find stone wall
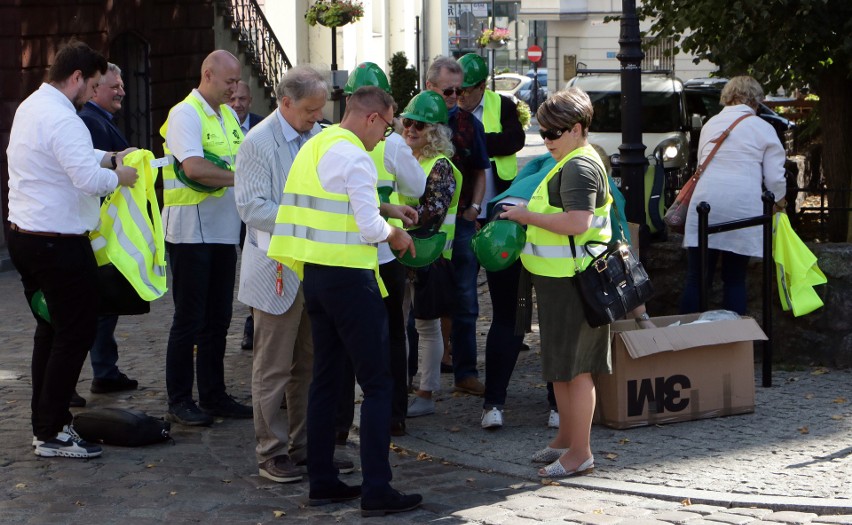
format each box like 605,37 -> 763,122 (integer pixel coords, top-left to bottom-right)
644,235 -> 851,368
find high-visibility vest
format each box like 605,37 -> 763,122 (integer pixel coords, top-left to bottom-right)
159,94 -> 243,206
521,145 -> 612,278
89,149 -> 167,300
369,141 -> 405,228
482,90 -> 518,181
267,126 -> 386,293
418,155 -> 462,259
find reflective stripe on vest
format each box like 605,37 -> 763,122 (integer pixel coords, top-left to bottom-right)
159,94 -> 242,206
267,126 -> 386,294
418,155 -> 462,258
520,145 -> 612,278
89,149 -> 168,300
482,90 -> 518,181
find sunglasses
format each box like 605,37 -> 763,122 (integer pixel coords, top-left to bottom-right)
442,87 -> 463,97
377,115 -> 395,137
402,118 -> 428,131
539,128 -> 569,141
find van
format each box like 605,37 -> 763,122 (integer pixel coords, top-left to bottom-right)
565,70 -> 693,208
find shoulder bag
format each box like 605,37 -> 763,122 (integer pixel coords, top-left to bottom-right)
570,238 -> 654,328
663,113 -> 752,233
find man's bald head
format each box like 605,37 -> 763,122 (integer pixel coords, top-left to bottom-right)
199,50 -> 242,107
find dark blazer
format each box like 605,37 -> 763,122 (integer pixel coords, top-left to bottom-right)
78,101 -> 129,151
246,112 -> 263,131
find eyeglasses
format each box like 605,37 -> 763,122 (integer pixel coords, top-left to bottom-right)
442,87 -> 463,97
539,128 -> 570,141
402,118 -> 428,131
460,83 -> 485,96
377,115 -> 395,137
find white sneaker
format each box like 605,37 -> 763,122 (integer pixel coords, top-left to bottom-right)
548,410 -> 559,429
34,424 -> 102,458
406,396 -> 435,418
481,407 -> 503,429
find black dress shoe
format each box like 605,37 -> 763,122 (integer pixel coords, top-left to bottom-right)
166,400 -> 214,426
361,489 -> 422,517
69,391 -> 86,408
90,373 -> 139,393
200,394 -> 253,419
308,481 -> 361,506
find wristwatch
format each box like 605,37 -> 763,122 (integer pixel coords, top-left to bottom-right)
469,203 -> 482,213
638,312 -> 651,321
110,152 -> 118,169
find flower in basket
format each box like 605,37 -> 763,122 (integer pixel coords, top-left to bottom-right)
477,27 -> 510,48
305,0 -> 364,28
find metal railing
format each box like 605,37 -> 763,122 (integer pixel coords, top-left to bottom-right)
220,0 -> 292,102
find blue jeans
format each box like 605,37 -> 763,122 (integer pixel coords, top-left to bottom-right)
303,265 -> 393,500
165,243 -> 236,406
450,217 -> 480,382
680,247 -> 751,315
483,260 -> 524,408
90,315 -> 120,380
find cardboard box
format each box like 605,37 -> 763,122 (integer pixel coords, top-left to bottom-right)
594,314 -> 767,429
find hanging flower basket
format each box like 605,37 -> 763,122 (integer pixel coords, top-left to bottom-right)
477,28 -> 510,49
305,0 -> 364,28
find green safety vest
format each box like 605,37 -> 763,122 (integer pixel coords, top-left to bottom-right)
482,90 -> 518,181
89,149 -> 167,300
521,145 -> 612,278
159,94 -> 243,206
418,155 -> 462,259
267,126 -> 386,294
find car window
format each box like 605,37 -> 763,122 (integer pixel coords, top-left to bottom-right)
587,91 -> 681,133
494,78 -> 522,91
685,91 -> 723,120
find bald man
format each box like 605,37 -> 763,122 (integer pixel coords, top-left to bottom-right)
160,49 -> 252,426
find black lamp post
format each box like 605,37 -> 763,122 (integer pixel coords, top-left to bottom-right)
617,0 -> 648,244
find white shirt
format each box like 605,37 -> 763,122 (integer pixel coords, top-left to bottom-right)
470,97 -> 495,219
377,132 -> 426,264
7,83 -> 118,233
161,89 -> 242,244
317,140 -> 392,244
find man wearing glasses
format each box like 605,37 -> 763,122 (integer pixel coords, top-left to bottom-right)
267,86 -> 422,517
424,56 -> 490,397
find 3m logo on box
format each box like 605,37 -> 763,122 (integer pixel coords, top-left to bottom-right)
593,314 -> 766,429
626,375 -> 691,417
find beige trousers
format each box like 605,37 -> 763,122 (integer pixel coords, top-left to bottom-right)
251,286 -> 313,464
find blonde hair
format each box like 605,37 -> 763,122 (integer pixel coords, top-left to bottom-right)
536,87 -> 593,137
417,123 -> 454,159
720,76 -> 764,107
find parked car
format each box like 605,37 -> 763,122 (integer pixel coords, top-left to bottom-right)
683,77 -> 795,165
493,73 -> 548,111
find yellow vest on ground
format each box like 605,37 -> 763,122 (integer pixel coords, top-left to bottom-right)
521,145 -> 612,278
418,155 -> 462,259
89,149 -> 167,300
267,126 -> 386,294
159,94 -> 242,206
482,90 -> 518,181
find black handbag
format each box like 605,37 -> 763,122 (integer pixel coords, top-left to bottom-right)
569,238 -> 654,328
412,258 -> 456,320
73,408 -> 171,447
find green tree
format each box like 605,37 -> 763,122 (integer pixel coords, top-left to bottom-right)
388,52 -> 419,114
636,0 -> 852,241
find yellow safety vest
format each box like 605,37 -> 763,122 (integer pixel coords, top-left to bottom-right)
159,94 -> 243,206
89,149 -> 167,300
267,126 -> 386,294
482,90 -> 518,181
521,145 -> 612,278
773,212 -> 826,317
369,141 -> 405,229
418,155 -> 462,259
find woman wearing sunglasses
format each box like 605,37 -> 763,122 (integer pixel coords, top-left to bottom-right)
500,88 -> 612,479
398,91 -> 463,419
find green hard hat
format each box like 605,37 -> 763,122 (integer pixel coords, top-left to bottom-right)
399,91 -> 448,124
458,53 -> 488,88
470,219 -> 527,272
344,62 -> 391,94
392,229 -> 447,268
174,150 -> 227,193
30,290 -> 51,323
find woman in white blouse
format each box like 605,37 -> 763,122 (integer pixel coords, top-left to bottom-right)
680,76 -> 787,314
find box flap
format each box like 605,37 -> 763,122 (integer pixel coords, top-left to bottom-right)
618,317 -> 768,359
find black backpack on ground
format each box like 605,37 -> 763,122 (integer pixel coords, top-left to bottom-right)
73,408 -> 172,447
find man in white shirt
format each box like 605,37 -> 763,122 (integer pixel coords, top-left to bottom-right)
7,40 -> 138,458
160,50 -> 252,426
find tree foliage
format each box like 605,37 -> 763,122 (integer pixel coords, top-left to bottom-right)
637,0 -> 852,240
388,52 -> 419,115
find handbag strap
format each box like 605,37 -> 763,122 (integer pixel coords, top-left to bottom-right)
693,113 -> 753,180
